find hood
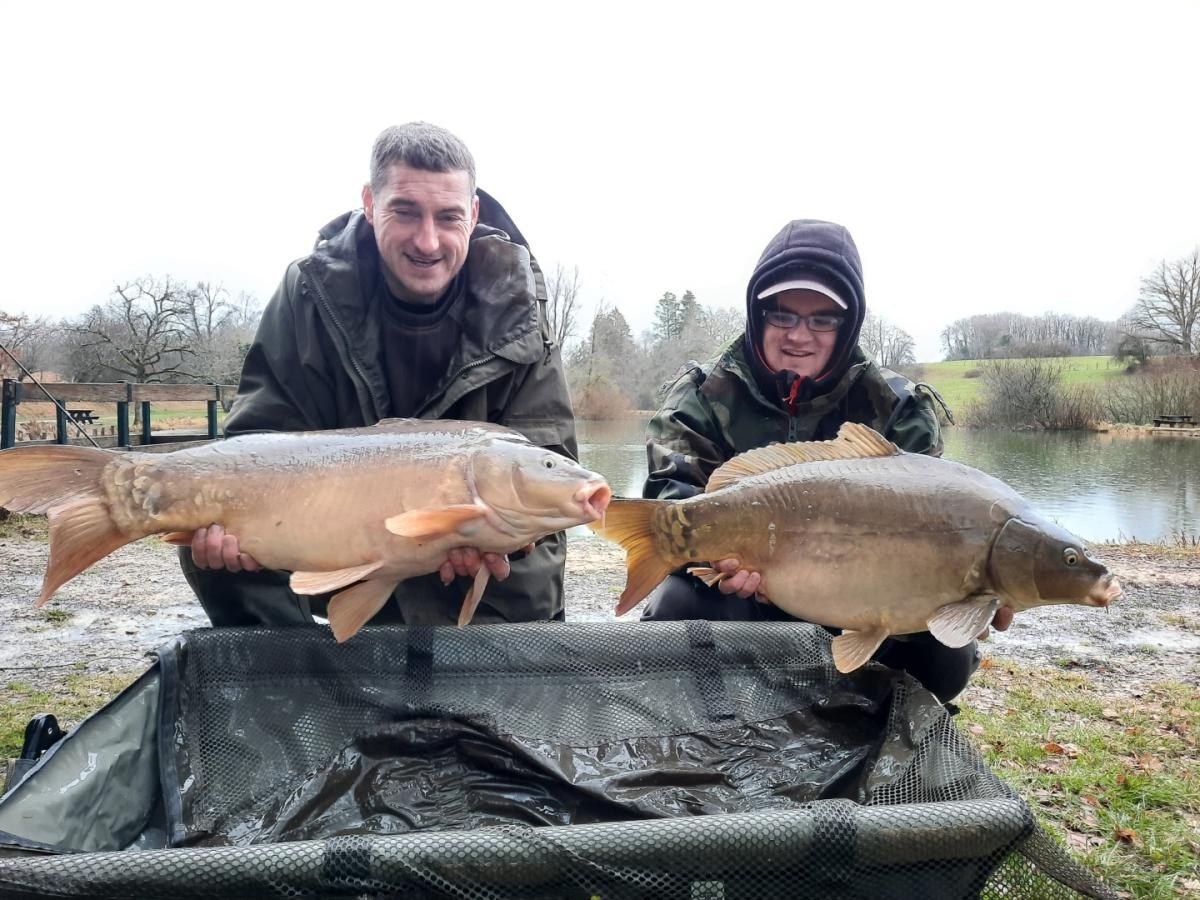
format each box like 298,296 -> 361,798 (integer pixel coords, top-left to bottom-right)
743,220 -> 866,410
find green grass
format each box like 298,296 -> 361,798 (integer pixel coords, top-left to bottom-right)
1,673 -> 138,789
918,356 -> 1127,412
959,662 -> 1200,898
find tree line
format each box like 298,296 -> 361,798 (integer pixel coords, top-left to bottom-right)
547,267 -> 920,417
941,248 -> 1199,362
0,276 -> 261,386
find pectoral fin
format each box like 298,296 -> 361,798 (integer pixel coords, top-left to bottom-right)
686,566 -> 727,589
326,579 -> 399,642
457,565 -> 492,627
385,504 -> 487,539
160,531 -> 193,546
290,561 -> 385,595
830,627 -> 890,673
926,595 -> 1000,648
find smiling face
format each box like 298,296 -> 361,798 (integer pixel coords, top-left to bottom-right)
759,289 -> 842,379
362,162 -> 479,304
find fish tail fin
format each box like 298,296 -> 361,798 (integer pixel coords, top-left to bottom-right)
589,498 -> 676,616
0,445 -> 134,606
39,499 -> 134,606
0,445 -> 113,515
326,579 -> 399,642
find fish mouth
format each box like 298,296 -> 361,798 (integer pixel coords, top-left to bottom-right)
575,480 -> 612,523
1088,575 -> 1123,607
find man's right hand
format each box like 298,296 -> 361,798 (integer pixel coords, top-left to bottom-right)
190,525 -> 262,573
710,558 -> 763,601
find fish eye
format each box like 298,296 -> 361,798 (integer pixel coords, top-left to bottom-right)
1063,548 -> 1079,566
542,458 -> 556,469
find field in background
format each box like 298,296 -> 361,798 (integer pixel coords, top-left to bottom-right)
917,356 -> 1126,412
12,401 -> 226,435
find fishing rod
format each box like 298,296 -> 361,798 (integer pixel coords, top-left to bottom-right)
0,339 -> 102,448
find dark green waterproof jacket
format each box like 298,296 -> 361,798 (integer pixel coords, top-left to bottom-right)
183,198 -> 578,624
645,339 -> 944,502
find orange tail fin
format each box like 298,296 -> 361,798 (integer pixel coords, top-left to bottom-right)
588,498 -> 676,616
0,445 -> 135,605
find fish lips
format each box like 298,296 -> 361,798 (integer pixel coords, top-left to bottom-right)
1086,574 -> 1123,608
575,480 -> 612,523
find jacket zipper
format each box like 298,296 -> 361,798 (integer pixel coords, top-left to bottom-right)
419,353 -> 498,417
307,271 -> 382,420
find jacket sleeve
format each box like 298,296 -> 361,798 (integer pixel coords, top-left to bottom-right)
886,386 -> 944,457
221,264 -> 341,436
644,367 -> 732,502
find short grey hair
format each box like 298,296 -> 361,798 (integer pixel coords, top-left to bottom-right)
368,122 -> 476,195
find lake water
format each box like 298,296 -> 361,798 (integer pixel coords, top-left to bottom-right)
574,418 -> 1200,544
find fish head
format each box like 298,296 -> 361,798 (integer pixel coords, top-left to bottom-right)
470,439 -> 612,537
990,516 -> 1122,611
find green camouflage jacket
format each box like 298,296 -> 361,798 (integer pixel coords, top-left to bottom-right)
645,339 -> 945,502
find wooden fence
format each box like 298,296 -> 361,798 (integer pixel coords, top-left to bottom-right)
1,379 -> 239,451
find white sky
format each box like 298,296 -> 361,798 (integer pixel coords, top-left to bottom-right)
2,0 -> 1197,362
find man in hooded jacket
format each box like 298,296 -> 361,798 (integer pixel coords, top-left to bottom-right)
640,219 -> 1010,702
178,122 -> 578,628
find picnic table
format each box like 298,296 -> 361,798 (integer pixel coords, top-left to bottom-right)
68,409 -> 98,425
1153,414 -> 1194,428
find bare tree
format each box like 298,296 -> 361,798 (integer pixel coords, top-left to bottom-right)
0,312 -> 57,379
861,312 -> 917,368
71,277 -> 196,383
545,264 -> 582,348
177,283 -> 261,382
1127,248 -> 1200,355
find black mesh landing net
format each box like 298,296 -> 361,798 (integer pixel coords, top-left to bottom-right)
0,622 -> 1115,899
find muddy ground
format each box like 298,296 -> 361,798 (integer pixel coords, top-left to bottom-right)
1,532 -> 1197,700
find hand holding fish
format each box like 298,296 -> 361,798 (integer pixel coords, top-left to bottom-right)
710,558 -> 763,600
191,525 -> 262,573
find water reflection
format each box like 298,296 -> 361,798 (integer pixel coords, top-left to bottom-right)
574,418 -> 1200,543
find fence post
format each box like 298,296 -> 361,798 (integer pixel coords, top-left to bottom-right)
141,401 -> 152,445
117,383 -> 131,448
1,379 -> 16,449
207,382 -> 218,440
56,405 -> 68,444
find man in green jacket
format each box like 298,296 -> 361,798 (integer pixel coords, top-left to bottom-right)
641,218 -> 1011,701
179,122 -> 578,627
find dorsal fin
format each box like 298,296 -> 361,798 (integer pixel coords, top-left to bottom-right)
705,422 -> 901,493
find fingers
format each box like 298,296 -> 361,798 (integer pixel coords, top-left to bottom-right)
442,548 -> 511,582
716,566 -> 762,600
482,552 -> 511,581
191,525 -> 260,572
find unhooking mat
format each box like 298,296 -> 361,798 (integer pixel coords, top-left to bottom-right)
0,621 -> 1115,899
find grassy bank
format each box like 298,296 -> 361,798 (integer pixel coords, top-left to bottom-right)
958,662 -> 1200,898
919,356 -> 1125,411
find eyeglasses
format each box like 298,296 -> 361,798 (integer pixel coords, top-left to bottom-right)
761,309 -> 845,332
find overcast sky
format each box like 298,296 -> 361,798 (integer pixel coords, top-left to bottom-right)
2,0 -> 1197,362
